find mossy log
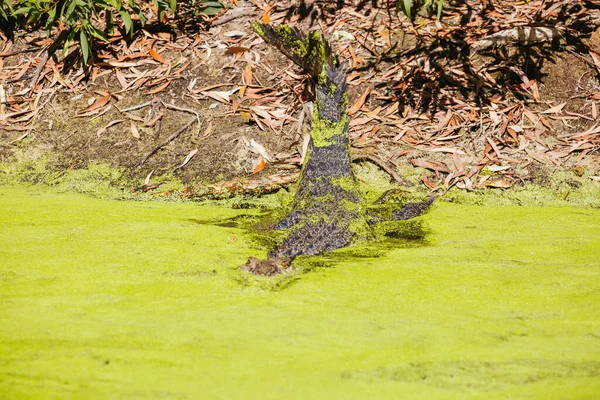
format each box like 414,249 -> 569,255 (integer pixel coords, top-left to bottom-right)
252,23 -> 372,258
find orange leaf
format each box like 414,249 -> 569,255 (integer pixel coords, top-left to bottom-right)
147,80 -> 171,94
78,93 -> 110,114
262,4 -> 271,23
252,157 -> 266,174
149,48 -> 167,64
421,175 -> 438,190
349,87 -> 371,115
225,46 -> 249,55
243,63 -> 253,85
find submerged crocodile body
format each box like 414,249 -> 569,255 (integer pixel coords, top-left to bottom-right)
242,24 -> 433,272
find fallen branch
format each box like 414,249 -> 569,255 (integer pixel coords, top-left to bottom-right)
471,27 -> 562,51
28,27 -> 71,91
353,152 -> 410,186
160,100 -> 202,135
137,118 -> 196,166
185,172 -> 300,200
118,101 -> 153,112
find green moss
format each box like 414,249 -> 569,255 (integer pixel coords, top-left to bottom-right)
2,186 -> 599,398
311,108 -> 348,147
250,21 -> 265,37
347,214 -> 373,240
328,83 -> 337,96
331,176 -> 357,192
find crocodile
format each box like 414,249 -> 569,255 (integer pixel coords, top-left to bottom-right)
241,23 -> 433,274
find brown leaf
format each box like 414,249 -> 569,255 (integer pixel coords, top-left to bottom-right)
225,46 -> 249,55
485,179 -> 513,189
421,175 -> 438,190
349,87 -> 371,115
149,48 -> 167,64
147,80 -> 171,94
115,69 -> 128,89
411,159 -> 452,173
78,93 -> 111,115
202,90 -> 232,104
252,157 -> 266,174
243,63 -> 253,85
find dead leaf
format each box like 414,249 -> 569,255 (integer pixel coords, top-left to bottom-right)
249,138 -> 271,161
176,148 -> 198,169
485,179 -> 513,189
149,48 -> 167,64
131,121 -> 140,138
262,4 -> 272,24
540,102 -> 567,114
421,175 -> 438,190
252,157 -> 266,174
590,50 -> 600,74
115,69 -> 128,89
145,170 -> 154,185
78,93 -> 110,114
349,87 -> 371,115
225,46 -> 249,55
418,147 -> 466,155
147,80 -> 171,94
96,119 -> 124,137
411,159 -> 452,173
203,120 -> 213,136
202,89 -> 237,104
243,63 -> 253,85
240,111 -> 251,123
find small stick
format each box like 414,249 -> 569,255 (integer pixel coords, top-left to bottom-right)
353,152 -> 410,186
160,100 -> 202,135
28,27 -> 71,92
137,118 -> 196,166
118,101 -> 153,112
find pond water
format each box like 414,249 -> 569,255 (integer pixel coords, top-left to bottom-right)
1,185 -> 599,399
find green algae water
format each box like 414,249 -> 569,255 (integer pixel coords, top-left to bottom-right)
1,185 -> 600,399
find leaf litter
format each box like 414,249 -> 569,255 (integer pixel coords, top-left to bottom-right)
0,0 -> 599,198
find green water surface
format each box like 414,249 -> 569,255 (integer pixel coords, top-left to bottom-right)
1,186 -> 599,399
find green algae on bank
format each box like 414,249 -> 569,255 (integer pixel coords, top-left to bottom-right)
2,150 -> 600,209
1,185 -> 599,399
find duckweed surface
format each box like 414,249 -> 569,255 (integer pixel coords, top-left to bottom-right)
1,185 -> 600,399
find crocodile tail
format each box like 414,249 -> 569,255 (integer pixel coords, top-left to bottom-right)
251,22 -> 338,80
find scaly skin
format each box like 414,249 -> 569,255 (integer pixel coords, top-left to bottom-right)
243,24 -> 433,272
